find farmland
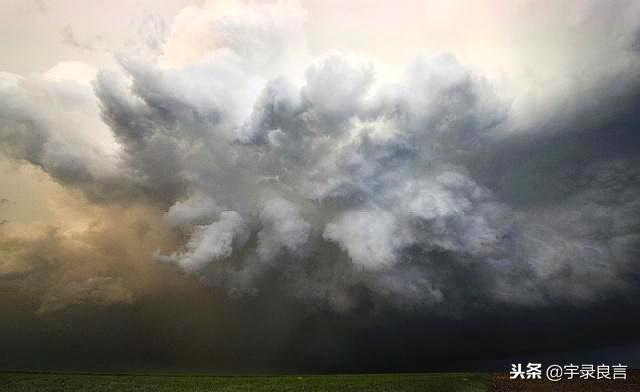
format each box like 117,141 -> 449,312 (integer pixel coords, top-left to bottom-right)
0,372 -> 491,392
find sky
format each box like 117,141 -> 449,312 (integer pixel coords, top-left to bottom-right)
1,0 -> 640,373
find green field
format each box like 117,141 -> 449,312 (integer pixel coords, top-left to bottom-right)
0,372 -> 491,392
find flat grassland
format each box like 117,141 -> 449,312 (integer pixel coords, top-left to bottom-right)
0,372 -> 491,392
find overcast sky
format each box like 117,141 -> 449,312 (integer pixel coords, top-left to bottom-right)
1,0 -> 640,372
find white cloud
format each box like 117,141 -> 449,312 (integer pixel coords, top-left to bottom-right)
257,194 -> 310,262
324,209 -> 407,270
164,194 -> 221,228
156,211 -> 249,273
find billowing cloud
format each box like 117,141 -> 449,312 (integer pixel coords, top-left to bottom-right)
156,210 -> 249,273
324,209 -> 405,270
2,0 -> 640,372
2,0 -> 640,312
164,194 -> 221,228
257,193 -> 310,262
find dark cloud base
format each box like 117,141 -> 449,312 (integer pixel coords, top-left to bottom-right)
3,289 -> 640,373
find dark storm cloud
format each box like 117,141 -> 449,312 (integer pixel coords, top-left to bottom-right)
2,0 -> 640,373
463,72 -> 640,305
107,48 -> 633,312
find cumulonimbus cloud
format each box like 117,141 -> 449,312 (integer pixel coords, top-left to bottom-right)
1,0 -> 640,315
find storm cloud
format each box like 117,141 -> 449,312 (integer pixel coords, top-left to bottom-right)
2,0 -> 640,372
